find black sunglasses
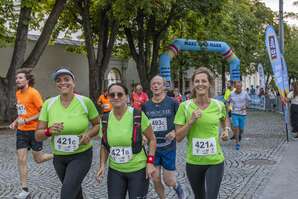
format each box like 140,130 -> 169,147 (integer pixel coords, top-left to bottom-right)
109,92 -> 125,98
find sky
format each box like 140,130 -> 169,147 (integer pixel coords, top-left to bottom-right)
261,0 -> 297,26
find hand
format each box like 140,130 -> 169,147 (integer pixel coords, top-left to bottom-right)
49,122 -> 64,135
16,118 -> 26,125
80,133 -> 91,145
188,108 -> 202,125
142,135 -> 148,145
9,121 -> 17,130
221,129 -> 229,141
146,163 -> 155,179
96,166 -> 105,183
165,130 -> 176,141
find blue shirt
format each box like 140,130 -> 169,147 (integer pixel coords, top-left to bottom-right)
142,96 -> 179,151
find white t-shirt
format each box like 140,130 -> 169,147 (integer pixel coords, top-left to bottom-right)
288,91 -> 298,105
229,91 -> 251,115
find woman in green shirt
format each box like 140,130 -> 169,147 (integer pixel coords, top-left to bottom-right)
174,67 -> 230,199
35,68 -> 100,199
96,83 -> 156,199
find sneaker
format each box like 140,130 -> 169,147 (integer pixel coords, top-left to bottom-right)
174,183 -> 187,199
235,143 -> 240,151
15,190 -> 30,199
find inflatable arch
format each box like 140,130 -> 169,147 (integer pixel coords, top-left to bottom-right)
159,39 -> 241,86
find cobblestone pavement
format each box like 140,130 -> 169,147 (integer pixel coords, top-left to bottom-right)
0,111 -> 286,199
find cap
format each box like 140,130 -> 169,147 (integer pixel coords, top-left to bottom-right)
52,68 -> 75,80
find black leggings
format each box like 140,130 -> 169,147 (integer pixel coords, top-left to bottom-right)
53,148 -> 92,199
186,162 -> 224,199
108,167 -> 149,199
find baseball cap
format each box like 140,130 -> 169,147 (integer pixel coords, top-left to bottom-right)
52,68 -> 75,80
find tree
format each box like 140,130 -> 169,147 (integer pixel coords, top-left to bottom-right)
123,0 -> 226,92
0,0 -> 67,121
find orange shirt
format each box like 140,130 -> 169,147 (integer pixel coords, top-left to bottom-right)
97,94 -> 112,113
16,87 -> 43,131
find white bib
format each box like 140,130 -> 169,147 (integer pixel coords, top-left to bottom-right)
110,146 -> 133,164
192,138 -> 217,156
151,118 -> 167,132
16,104 -> 27,115
54,135 -> 80,153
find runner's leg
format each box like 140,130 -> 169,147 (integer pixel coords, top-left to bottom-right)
152,166 -> 165,199
108,168 -> 127,199
127,168 -> 149,199
186,163 -> 207,199
205,162 -> 224,199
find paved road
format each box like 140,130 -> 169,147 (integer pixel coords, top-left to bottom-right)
0,111 -> 286,199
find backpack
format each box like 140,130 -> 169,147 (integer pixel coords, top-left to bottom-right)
101,108 -> 143,154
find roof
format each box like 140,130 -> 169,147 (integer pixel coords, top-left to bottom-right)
27,34 -> 83,46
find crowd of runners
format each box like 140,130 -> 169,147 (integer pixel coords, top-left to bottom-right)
10,66 -> 253,199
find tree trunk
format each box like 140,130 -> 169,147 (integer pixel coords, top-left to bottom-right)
2,3 -> 32,122
23,0 -> 67,68
1,0 -> 67,121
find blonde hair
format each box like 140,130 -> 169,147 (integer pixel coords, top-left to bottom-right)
191,67 -> 215,98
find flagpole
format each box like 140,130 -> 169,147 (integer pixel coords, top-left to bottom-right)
279,0 -> 289,142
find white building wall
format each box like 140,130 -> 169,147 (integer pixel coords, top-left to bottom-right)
0,40 -> 141,98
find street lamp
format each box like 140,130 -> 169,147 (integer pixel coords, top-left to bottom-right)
279,0 -> 284,54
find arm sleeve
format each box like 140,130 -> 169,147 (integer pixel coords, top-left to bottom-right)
32,90 -> 43,111
174,103 -> 187,125
38,100 -> 49,122
86,97 -> 99,120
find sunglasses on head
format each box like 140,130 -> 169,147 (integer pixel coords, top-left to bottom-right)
108,92 -> 125,98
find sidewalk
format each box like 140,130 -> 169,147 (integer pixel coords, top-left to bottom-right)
259,139 -> 298,199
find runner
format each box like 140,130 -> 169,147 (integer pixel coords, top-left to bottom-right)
97,88 -> 112,113
9,68 -> 53,199
174,67 -> 230,199
142,75 -> 186,199
35,68 -> 100,199
96,83 -> 156,199
131,83 -> 149,110
173,88 -> 183,104
228,80 -> 250,150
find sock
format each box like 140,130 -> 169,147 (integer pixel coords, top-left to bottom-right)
22,187 -> 28,192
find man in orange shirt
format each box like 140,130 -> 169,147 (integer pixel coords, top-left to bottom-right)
9,68 -> 53,199
97,88 -> 112,113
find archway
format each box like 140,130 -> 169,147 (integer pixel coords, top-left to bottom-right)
159,39 -> 241,86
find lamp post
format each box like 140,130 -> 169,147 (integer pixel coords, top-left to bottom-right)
279,0 -> 284,54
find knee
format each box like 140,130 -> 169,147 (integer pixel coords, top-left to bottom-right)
163,176 -> 176,187
17,155 -> 27,165
152,175 -> 162,185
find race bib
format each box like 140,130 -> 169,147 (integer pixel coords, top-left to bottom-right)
103,104 -> 110,110
151,118 -> 167,132
16,104 -> 27,115
110,147 -> 132,164
192,138 -> 217,156
54,135 -> 80,153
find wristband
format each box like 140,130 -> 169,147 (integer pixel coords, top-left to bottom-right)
147,155 -> 155,164
44,128 -> 52,137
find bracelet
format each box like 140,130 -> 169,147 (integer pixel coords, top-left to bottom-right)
44,128 -> 52,137
147,155 -> 155,164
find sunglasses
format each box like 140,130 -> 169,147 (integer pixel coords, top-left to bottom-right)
108,92 -> 125,98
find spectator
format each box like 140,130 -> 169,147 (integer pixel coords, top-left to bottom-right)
288,82 -> 298,138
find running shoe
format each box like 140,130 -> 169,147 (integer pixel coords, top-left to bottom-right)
15,190 -> 30,199
175,183 -> 187,199
235,143 -> 240,151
